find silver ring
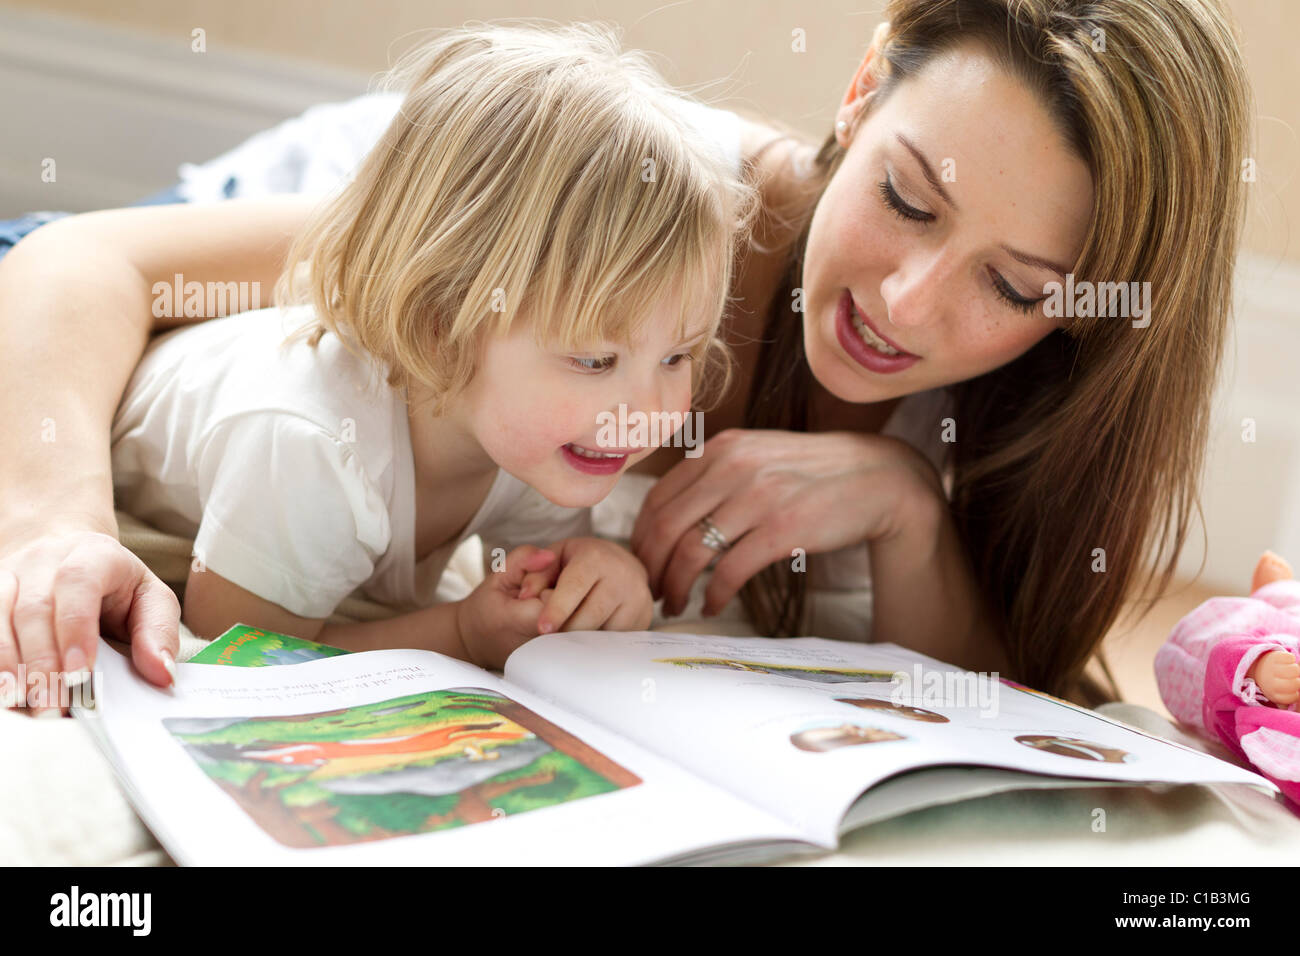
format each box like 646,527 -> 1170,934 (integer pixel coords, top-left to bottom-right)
698,515 -> 731,553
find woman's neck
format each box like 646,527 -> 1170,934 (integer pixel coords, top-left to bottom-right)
807,376 -> 904,435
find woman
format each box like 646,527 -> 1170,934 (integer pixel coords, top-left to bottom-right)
0,0 -> 1251,708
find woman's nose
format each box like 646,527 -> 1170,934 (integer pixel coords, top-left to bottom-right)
879,247 -> 951,330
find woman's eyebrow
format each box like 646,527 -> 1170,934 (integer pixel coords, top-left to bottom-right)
897,132 -> 1072,279
897,133 -> 957,211
1001,245 -> 1072,280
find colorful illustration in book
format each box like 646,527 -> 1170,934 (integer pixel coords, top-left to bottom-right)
188,624 -> 351,667
657,657 -> 896,685
163,687 -> 641,848
1013,734 -> 1137,764
790,722 -> 906,752
835,696 -> 950,723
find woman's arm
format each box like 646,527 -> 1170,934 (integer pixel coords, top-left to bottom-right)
868,481 -> 1010,675
0,197 -> 317,705
0,196 -> 318,527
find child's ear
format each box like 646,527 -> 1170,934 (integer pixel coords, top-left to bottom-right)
1251,550 -> 1294,595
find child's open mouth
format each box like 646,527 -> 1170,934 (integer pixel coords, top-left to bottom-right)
561,442 -> 628,475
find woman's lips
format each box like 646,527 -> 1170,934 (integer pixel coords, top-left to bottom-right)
833,289 -> 921,374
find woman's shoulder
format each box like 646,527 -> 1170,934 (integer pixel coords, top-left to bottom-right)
733,115 -> 820,198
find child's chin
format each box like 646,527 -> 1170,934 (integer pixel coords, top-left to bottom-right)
532,475 -> 614,510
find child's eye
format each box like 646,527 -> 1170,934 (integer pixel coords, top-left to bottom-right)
662,352 -> 693,368
568,355 -> 616,373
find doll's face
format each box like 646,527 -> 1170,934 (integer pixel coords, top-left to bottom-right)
801,40 -> 1094,404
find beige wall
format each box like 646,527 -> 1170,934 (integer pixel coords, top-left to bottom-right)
8,0 -> 1298,262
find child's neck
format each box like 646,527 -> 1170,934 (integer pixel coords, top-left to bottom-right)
405,386 -> 497,491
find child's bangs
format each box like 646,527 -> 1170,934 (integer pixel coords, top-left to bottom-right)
527,213 -> 728,354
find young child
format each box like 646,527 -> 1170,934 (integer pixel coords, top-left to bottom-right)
109,23 -> 755,671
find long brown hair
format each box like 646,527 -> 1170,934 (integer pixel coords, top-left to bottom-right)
739,0 -> 1252,704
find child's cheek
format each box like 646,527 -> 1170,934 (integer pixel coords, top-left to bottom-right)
491,392 -> 589,464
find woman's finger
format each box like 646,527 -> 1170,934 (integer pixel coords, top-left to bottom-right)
658,490 -> 764,616
629,453 -> 713,559
9,567 -> 62,715
89,546 -> 182,689
50,535 -> 132,683
634,466 -> 736,599
0,570 -> 21,709
123,574 -> 183,689
702,523 -> 791,616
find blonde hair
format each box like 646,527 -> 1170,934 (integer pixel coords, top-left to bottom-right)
275,21 -> 757,417
741,0 -> 1252,704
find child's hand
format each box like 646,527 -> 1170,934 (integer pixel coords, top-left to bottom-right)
1248,649 -> 1300,706
454,545 -> 557,671
517,537 -> 653,634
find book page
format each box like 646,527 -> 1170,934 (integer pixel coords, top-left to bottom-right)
75,637 -> 810,865
504,631 -> 1274,847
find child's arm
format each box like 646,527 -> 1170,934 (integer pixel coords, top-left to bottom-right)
321,545 -> 558,668
184,562 -> 470,658
183,565 -> 328,643
184,544 -> 563,669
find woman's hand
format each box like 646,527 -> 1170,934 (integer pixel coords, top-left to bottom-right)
517,537 -> 655,634
0,523 -> 180,715
630,428 -> 943,618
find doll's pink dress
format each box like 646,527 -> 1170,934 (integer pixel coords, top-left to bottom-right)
1154,579 -> 1300,806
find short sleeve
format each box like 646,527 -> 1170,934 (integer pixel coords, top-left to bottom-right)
192,413 -> 392,618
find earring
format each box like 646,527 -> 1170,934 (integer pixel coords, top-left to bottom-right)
835,120 -> 848,133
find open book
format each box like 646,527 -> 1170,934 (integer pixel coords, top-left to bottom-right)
72,627 -> 1273,865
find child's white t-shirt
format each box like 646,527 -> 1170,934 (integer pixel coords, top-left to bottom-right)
110,307 -> 591,619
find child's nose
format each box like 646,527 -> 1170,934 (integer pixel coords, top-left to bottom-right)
627,379 -> 672,420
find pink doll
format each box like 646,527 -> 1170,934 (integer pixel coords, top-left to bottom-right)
1155,550 -> 1300,811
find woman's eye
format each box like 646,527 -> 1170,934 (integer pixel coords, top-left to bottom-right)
990,270 -> 1043,314
662,352 -> 693,368
877,174 -> 934,223
569,355 -> 616,372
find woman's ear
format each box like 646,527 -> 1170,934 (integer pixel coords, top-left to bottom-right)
836,21 -> 891,145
